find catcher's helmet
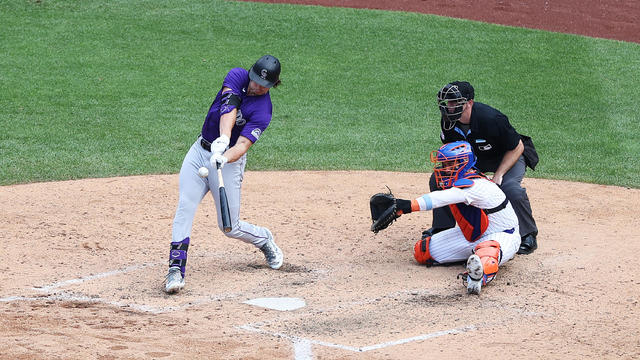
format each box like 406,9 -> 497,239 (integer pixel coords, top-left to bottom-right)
249,55 -> 281,88
430,141 -> 477,189
437,82 -> 472,130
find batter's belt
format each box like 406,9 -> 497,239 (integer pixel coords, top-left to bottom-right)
199,136 -> 212,152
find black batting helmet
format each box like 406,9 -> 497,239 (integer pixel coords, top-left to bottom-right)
249,55 -> 281,88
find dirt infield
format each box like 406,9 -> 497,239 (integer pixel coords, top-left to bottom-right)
3,2 -> 640,359
240,0 -> 640,43
2,172 -> 640,359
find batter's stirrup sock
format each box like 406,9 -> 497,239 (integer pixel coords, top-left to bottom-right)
169,237 -> 190,278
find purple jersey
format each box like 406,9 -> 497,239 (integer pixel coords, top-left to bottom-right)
201,68 -> 272,146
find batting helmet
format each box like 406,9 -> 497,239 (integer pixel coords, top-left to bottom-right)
249,55 -> 281,88
437,82 -> 473,130
430,141 -> 477,189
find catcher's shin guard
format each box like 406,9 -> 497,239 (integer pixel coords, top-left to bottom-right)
414,233 -> 434,265
473,240 -> 501,284
169,237 -> 190,278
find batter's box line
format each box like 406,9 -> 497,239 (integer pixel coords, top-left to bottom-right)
0,291 -> 240,314
7,261 -> 240,314
237,323 -> 476,353
29,253 -> 233,293
31,262 -> 162,293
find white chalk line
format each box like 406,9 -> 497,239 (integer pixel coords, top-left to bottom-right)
236,288 -> 542,358
31,262 -> 160,292
237,323 -> 476,353
3,258 -> 535,358
359,326 -> 476,351
28,252 -> 244,293
1,260 -> 242,313
293,339 -> 313,360
0,291 -> 239,314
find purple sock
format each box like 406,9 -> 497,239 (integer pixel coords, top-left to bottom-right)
169,237 -> 189,278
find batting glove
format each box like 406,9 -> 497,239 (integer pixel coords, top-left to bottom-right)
210,135 -> 230,155
210,153 -> 228,169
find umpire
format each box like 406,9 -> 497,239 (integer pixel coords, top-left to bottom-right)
429,81 -> 539,254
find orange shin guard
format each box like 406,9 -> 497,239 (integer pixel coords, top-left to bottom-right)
414,235 -> 433,265
474,240 -> 501,284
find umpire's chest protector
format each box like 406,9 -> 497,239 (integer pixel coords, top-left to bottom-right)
441,102 -> 521,172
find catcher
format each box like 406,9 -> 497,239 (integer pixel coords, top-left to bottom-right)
369,141 -> 521,294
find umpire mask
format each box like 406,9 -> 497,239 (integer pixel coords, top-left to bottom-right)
437,83 -> 468,130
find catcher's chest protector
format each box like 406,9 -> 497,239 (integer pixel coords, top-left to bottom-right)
449,203 -> 489,242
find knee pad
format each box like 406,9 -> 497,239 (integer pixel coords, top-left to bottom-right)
474,240 -> 501,284
414,235 -> 434,265
169,237 -> 189,278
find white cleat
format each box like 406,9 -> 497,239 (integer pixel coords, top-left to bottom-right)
164,267 -> 185,294
466,254 -> 483,295
260,230 -> 283,270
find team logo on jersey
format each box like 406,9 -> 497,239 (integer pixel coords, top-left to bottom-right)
260,69 -> 268,79
235,109 -> 246,126
251,128 -> 262,140
475,139 -> 492,151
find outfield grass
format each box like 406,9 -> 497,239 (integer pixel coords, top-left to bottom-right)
1,0 -> 639,187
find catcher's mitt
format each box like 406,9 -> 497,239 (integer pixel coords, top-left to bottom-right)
369,188 -> 399,233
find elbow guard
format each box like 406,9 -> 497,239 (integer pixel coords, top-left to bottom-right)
219,92 -> 242,115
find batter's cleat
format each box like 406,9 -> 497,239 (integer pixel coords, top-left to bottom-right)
260,230 -> 283,270
164,267 -> 185,294
465,254 -> 484,295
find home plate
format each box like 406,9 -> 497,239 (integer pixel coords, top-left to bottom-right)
243,297 -> 306,311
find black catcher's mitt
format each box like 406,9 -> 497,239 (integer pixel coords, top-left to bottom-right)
369,188 -> 399,233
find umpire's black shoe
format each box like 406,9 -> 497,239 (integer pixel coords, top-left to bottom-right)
518,233 -> 538,255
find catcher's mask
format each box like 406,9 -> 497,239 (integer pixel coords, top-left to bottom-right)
249,55 -> 281,88
430,141 -> 476,189
437,83 -> 468,130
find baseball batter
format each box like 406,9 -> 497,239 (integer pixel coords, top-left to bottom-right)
165,55 -> 284,294
370,141 -> 520,294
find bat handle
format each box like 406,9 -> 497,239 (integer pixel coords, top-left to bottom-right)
216,162 -> 225,188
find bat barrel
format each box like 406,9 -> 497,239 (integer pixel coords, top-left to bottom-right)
216,163 -> 232,233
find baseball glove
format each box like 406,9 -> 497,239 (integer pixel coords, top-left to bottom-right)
369,188 -> 400,233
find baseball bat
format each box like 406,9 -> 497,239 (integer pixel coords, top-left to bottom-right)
216,162 -> 232,233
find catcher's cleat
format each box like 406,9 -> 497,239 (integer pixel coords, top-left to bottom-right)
260,230 -> 283,270
165,267 -> 185,294
465,254 -> 483,295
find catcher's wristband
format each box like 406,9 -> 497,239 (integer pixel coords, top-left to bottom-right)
396,199 -> 419,214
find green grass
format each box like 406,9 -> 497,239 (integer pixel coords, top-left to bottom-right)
1,0 -> 639,187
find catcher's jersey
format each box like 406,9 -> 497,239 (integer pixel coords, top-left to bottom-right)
418,178 -> 521,265
201,68 -> 272,147
416,178 -> 518,234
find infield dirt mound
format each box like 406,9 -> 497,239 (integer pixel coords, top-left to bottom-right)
1,171 -> 639,359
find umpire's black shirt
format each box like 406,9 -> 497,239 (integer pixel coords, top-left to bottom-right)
440,102 -> 521,173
